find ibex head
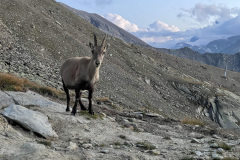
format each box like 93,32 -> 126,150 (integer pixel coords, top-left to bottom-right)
89,33 -> 110,67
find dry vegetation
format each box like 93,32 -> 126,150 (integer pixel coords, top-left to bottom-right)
0,72 -> 64,99
180,116 -> 205,126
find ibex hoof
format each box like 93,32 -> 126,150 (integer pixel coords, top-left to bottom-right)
71,112 -> 76,116
66,108 -> 70,112
89,111 -> 94,115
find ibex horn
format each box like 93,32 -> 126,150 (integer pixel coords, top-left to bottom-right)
94,33 -> 97,46
101,34 -> 107,46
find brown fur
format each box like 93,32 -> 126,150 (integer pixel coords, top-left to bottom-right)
60,33 -> 109,115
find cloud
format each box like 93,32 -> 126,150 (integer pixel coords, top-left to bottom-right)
136,5 -> 240,48
140,36 -> 172,43
148,21 -> 179,32
132,21 -> 180,45
104,11 -> 240,49
103,13 -> 181,45
104,13 -> 140,32
178,3 -> 240,26
134,14 -> 240,48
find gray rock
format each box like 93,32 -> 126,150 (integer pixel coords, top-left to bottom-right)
191,138 -> 202,144
67,142 -> 78,150
6,90 -> 65,112
217,148 -> 224,154
212,134 -> 221,139
100,149 -> 109,154
0,90 -> 14,109
21,142 -> 46,152
144,77 -> 150,85
194,151 -> 203,157
210,142 -> 219,148
2,104 -> 58,139
149,149 -> 160,155
212,153 -> 223,159
82,143 -> 93,149
145,113 -> 163,118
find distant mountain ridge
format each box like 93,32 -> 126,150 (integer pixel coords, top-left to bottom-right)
158,47 -> 240,72
60,3 -> 150,48
175,35 -> 240,54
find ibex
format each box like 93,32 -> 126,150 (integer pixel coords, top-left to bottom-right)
60,33 -> 109,115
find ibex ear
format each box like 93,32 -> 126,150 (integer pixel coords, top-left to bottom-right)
89,42 -> 94,50
104,43 -> 110,50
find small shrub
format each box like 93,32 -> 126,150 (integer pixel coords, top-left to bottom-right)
37,140 -> 52,147
180,117 -> 204,126
209,140 -> 232,151
218,141 -> 231,150
127,118 -> 134,122
100,143 -> 106,147
163,136 -> 171,140
113,141 -> 121,146
79,110 -> 104,119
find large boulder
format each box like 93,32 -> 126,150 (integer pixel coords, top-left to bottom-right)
0,90 -> 14,109
2,104 -> 58,139
6,90 -> 65,112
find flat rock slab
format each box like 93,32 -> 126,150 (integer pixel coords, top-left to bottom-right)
2,104 -> 58,139
0,90 -> 14,109
6,90 -> 65,112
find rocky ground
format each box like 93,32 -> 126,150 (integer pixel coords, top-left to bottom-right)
1,90 -> 240,160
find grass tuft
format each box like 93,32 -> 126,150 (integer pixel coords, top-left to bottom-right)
218,141 -> 231,150
0,72 -> 64,99
0,73 -> 25,91
37,140 -> 52,147
180,116 -> 205,126
79,110 -> 104,119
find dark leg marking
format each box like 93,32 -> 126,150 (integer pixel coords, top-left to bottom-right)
71,89 -> 80,116
79,91 -> 87,111
62,80 -> 70,112
88,89 -> 94,115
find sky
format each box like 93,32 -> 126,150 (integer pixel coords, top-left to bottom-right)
56,0 -> 240,48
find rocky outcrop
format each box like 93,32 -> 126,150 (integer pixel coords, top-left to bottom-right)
0,90 -> 14,109
3,104 -> 58,139
172,81 -> 240,131
0,90 -> 66,139
5,90 -> 66,112
158,47 -> 240,72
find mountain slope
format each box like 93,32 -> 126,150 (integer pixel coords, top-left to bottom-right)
60,3 -> 150,48
1,0 -> 240,154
